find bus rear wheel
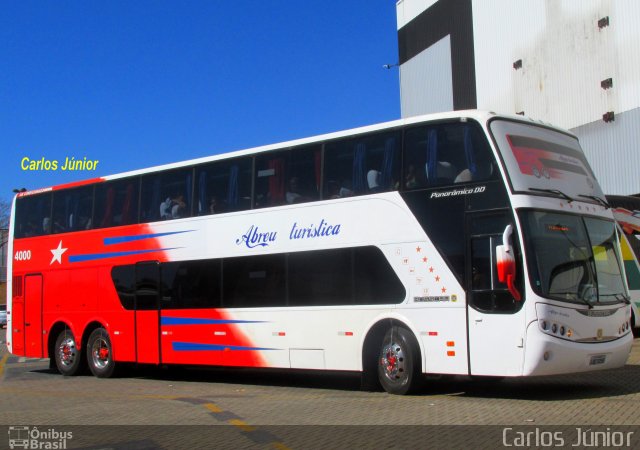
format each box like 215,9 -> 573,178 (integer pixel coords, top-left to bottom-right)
377,326 -> 422,395
87,328 -> 116,378
54,329 -> 83,376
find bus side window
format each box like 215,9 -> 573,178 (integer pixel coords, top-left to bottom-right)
161,260 -> 222,309
253,145 -> 320,208
141,168 -> 193,222
52,186 -> 94,233
403,122 -> 496,190
195,157 -> 252,215
15,193 -> 52,238
323,130 -> 400,199
94,178 -> 139,228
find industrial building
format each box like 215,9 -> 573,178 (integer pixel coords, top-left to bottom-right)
396,0 -> 640,195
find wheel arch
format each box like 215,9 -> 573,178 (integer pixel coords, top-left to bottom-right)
47,321 -> 75,359
360,315 -> 424,389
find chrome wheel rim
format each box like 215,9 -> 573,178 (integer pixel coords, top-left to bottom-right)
91,337 -> 110,369
58,337 -> 77,368
380,341 -> 406,383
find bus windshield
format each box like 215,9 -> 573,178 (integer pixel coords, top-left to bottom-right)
490,120 -> 605,202
520,210 -> 627,306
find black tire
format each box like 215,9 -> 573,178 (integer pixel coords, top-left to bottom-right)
54,329 -> 83,376
86,328 -> 117,378
377,326 -> 423,395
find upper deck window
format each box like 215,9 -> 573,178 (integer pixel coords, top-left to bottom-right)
323,130 -> 401,199
14,193 -> 52,238
403,122 -> 496,190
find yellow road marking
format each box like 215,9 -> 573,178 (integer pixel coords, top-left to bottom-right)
0,354 -> 8,378
204,402 -> 223,413
228,418 -> 256,432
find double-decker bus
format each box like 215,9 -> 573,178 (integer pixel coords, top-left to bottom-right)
7,110 -> 633,395
606,195 -> 640,333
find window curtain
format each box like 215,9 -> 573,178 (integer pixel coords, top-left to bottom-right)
426,129 -> 438,181
268,158 -> 286,204
380,137 -> 396,190
352,142 -> 367,194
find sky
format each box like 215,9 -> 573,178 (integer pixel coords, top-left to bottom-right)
0,1 -> 401,204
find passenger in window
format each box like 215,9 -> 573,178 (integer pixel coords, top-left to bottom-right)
405,164 -> 418,189
286,177 -> 314,204
171,194 -> 187,218
209,196 -> 226,214
160,197 -> 172,220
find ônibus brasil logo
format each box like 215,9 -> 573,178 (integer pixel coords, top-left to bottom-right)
8,426 -> 72,449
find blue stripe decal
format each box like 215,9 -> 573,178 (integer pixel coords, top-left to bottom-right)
104,230 -> 194,246
161,317 -> 265,326
69,248 -> 179,263
172,342 -> 277,351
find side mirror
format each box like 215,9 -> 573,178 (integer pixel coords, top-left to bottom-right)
496,224 -> 522,301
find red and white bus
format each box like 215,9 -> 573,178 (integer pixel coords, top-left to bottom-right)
7,110 -> 633,394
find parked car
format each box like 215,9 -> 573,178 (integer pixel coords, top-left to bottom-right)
0,304 -> 6,328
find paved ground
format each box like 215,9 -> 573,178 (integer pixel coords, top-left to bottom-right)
1,328 -> 640,449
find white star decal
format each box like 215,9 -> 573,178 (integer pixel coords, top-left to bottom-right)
50,240 -> 68,265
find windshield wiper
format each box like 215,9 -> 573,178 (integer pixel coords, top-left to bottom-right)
578,194 -> 610,209
600,293 -> 631,305
529,188 -> 574,202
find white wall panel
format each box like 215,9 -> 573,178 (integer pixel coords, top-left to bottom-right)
400,35 -> 453,117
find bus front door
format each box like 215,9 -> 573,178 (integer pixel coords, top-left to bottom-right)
24,274 -> 44,358
135,261 -> 161,365
466,216 -> 525,376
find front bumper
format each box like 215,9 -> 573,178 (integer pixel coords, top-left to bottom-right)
522,322 -> 633,376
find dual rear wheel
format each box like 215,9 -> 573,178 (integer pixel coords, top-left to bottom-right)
53,327 -> 116,378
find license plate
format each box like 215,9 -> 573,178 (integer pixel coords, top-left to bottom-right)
590,355 -> 606,365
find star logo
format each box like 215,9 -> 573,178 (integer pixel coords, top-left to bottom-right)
50,240 -> 68,265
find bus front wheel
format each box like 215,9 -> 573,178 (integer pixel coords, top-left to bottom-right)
87,328 -> 116,378
377,326 -> 422,395
54,329 -> 83,376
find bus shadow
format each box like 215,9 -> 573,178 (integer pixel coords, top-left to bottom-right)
132,364 -> 364,392
124,363 -> 640,401
423,364 -> 640,401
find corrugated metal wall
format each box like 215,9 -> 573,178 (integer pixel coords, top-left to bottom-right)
400,35 -> 453,116
572,107 -> 640,196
